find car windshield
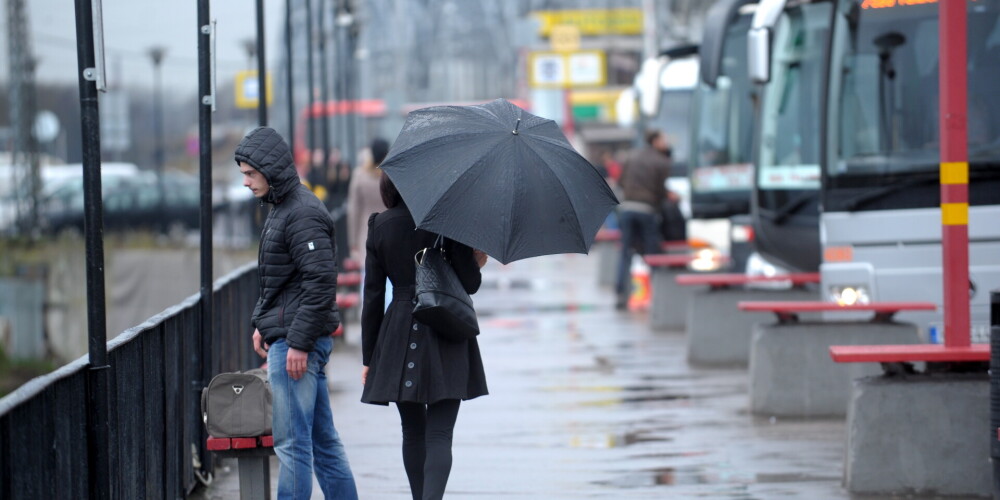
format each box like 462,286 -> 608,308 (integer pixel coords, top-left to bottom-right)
830,0 -> 1000,178
690,14 -> 754,194
757,3 -> 831,191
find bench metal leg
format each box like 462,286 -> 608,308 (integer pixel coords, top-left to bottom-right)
237,456 -> 271,500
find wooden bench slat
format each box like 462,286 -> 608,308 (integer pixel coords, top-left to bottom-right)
643,254 -> 693,268
829,344 -> 989,363
337,273 -> 362,287
738,301 -> 936,313
336,292 -> 360,309
738,300 -> 936,323
206,437 -> 232,451
594,229 -> 621,242
207,435 -> 275,452
676,272 -> 820,287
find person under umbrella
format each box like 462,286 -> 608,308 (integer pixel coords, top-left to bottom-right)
360,173 -> 488,500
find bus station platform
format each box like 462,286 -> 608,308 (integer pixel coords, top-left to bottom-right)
192,252 -> 910,499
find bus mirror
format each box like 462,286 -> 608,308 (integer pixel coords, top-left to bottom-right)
748,28 -> 770,84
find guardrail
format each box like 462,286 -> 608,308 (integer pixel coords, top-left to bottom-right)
0,261 -> 260,498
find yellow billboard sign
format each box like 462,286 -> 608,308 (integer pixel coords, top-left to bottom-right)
534,9 -> 643,36
550,25 -> 580,52
235,70 -> 274,109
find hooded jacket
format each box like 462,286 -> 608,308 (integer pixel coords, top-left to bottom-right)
235,127 -> 340,352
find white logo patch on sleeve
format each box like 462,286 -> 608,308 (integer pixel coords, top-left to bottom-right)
307,241 -> 315,251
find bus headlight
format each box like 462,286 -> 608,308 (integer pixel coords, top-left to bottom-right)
829,285 -> 870,306
690,248 -> 723,272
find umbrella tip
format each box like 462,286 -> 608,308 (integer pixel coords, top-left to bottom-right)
513,118 -> 521,135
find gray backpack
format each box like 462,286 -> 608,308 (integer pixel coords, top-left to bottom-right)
201,368 -> 272,438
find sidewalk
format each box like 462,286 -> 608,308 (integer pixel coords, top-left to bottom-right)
197,253 -> 861,499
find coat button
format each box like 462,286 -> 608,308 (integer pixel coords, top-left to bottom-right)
407,362 -> 415,369
410,343 -> 417,350
404,380 -> 413,388
412,323 -> 419,331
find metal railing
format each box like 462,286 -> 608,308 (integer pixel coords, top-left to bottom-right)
0,261 -> 260,499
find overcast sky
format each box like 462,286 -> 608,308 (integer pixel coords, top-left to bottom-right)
8,0 -> 286,93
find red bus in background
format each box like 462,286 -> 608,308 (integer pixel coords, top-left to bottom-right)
294,98 -> 531,177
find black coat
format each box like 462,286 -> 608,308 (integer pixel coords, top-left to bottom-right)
235,127 -> 340,352
360,206 -> 488,405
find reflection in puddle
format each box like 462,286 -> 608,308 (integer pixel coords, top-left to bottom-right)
569,429 -> 672,449
596,464 -> 756,490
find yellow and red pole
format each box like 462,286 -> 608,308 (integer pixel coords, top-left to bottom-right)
939,0 -> 970,347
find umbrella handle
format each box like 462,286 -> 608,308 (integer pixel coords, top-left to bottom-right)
415,248 -> 427,266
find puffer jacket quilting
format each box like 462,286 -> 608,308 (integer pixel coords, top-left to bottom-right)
235,127 -> 340,352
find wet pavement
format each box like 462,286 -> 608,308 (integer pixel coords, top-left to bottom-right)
196,253 -> 952,499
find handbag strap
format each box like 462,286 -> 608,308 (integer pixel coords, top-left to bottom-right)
415,234 -> 447,266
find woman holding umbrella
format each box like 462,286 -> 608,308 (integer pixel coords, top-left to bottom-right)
360,174 -> 488,500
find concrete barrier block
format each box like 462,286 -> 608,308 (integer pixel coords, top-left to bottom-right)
749,321 -> 921,417
845,374 -> 989,497
686,287 -> 818,367
649,268 -> 690,331
593,241 -> 618,289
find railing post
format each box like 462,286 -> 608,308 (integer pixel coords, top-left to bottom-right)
73,0 -> 111,497
990,289 -> 1000,499
197,0 -> 215,479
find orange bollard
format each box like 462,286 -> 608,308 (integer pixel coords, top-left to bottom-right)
628,256 -> 651,311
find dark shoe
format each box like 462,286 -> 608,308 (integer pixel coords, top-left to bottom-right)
615,297 -> 627,310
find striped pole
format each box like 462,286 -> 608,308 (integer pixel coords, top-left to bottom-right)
939,0 -> 970,347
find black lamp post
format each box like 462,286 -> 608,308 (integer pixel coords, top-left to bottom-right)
148,46 -> 167,234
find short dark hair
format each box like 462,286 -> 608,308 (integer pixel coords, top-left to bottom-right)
371,138 -> 390,165
645,129 -> 662,146
380,172 -> 402,208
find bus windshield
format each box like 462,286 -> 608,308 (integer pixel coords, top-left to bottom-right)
757,3 -> 831,191
650,89 -> 693,177
690,14 -> 754,194
829,0 -> 1000,182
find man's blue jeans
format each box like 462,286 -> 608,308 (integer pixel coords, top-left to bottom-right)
615,210 -> 661,303
268,336 -> 358,500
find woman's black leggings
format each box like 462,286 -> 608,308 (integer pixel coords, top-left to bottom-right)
396,399 -> 461,500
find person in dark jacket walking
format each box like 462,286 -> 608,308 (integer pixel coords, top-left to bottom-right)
615,129 -> 674,309
360,174 -> 488,500
235,126 -> 358,500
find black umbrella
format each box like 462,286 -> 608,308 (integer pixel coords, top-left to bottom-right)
380,98 -> 619,265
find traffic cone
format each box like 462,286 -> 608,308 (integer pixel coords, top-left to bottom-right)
628,255 -> 651,311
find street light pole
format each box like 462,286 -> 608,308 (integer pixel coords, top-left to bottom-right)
148,46 -> 166,234
305,0 -> 316,172
255,0 -> 267,126
318,0 -> 331,189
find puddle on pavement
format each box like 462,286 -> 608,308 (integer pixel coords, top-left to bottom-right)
569,429 -> 673,449
595,464 -> 755,488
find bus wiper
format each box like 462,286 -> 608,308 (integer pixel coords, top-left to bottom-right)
843,174 -> 937,211
772,191 -> 816,225
875,32 -> 906,153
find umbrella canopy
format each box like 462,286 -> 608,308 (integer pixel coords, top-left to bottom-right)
379,98 -> 619,265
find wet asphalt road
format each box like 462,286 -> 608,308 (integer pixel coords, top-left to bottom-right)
199,253 -> 897,499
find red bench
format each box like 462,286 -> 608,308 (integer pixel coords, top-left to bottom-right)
338,272 -> 362,288
676,272 -> 820,290
207,435 -> 274,499
332,292 -> 360,338
738,300 -> 936,324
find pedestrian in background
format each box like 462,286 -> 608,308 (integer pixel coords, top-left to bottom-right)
235,127 -> 358,500
360,174 -> 488,500
615,129 -> 672,310
347,138 -> 389,264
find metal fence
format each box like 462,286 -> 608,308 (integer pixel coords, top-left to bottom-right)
0,261 -> 260,499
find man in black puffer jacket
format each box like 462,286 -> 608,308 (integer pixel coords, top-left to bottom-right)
235,127 -> 358,499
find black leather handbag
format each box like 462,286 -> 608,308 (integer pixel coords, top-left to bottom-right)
412,235 -> 480,341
